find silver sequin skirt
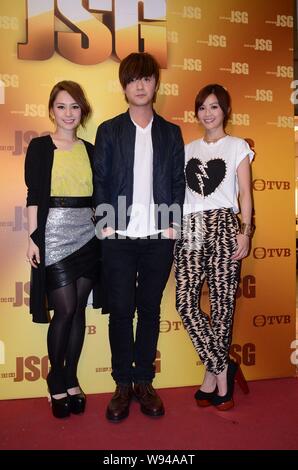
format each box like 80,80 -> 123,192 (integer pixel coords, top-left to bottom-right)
45,208 -> 101,291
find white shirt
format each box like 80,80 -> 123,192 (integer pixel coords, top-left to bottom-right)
183,135 -> 254,215
117,117 -> 160,237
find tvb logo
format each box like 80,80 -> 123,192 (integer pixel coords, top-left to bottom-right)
18,0 -> 167,67
14,355 -> 49,382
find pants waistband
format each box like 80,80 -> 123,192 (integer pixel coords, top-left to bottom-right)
116,233 -> 163,240
49,196 -> 92,208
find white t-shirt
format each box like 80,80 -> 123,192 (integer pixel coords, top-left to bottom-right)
117,117 -> 160,237
184,135 -> 254,215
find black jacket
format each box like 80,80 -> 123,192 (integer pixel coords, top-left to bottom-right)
24,135 -> 100,323
93,110 -> 185,230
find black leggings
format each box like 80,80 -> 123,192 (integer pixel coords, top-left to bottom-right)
46,277 -> 93,394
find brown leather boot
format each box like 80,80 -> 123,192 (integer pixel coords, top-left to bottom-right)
106,384 -> 133,422
134,383 -> 165,417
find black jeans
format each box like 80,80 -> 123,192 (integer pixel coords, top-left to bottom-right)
101,237 -> 175,384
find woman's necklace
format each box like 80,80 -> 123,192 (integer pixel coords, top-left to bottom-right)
203,134 -> 227,144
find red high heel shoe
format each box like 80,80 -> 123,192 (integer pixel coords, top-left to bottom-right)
211,360 -> 249,411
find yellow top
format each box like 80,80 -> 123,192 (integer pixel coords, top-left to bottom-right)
50,141 -> 93,196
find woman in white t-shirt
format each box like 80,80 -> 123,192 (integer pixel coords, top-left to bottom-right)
174,84 -> 254,411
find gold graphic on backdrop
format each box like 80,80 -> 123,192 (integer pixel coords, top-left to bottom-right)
18,0 -> 167,66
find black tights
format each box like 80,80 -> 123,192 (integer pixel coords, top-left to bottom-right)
47,277 -> 93,394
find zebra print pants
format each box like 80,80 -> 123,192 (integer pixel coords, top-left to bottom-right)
174,208 -> 240,375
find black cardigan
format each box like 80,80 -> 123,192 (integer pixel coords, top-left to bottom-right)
24,134 -> 101,323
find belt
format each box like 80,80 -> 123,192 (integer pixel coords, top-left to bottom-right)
49,196 -> 92,208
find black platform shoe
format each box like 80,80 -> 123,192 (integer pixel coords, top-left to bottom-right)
48,394 -> 71,418
47,371 -> 70,419
211,360 -> 248,411
67,389 -> 86,414
194,387 -> 217,407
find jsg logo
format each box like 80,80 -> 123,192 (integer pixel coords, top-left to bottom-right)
158,83 -> 179,96
230,10 -> 248,24
13,130 -> 51,156
276,116 -> 293,128
183,58 -> 202,72
230,113 -> 250,126
208,35 -> 226,47
0,74 -> 19,87
13,282 -> 30,307
276,15 -> 293,27
12,207 -> 28,232
231,62 -> 249,75
276,65 -> 293,78
182,6 -> 201,19
14,356 -> 49,382
24,104 -> 46,117
230,343 -> 256,366
255,89 -> 273,102
254,39 -> 272,51
167,31 -> 178,43
18,0 -> 167,66
183,111 -> 196,123
236,275 -> 256,299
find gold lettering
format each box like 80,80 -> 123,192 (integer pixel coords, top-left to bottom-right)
56,0 -> 112,65
18,0 -> 55,60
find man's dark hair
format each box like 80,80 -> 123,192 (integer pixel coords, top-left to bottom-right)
119,52 -> 160,89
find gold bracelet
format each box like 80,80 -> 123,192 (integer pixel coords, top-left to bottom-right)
240,223 -> 254,238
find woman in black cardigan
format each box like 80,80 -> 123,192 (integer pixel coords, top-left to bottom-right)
25,81 -> 101,419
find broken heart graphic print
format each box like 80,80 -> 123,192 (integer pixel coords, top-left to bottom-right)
183,135 -> 254,215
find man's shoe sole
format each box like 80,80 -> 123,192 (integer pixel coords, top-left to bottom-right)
139,405 -> 165,417
105,408 -> 129,422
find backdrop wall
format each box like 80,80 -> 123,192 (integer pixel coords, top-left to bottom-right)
0,0 -> 295,399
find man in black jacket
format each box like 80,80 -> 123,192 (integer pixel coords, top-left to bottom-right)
93,52 -> 185,422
